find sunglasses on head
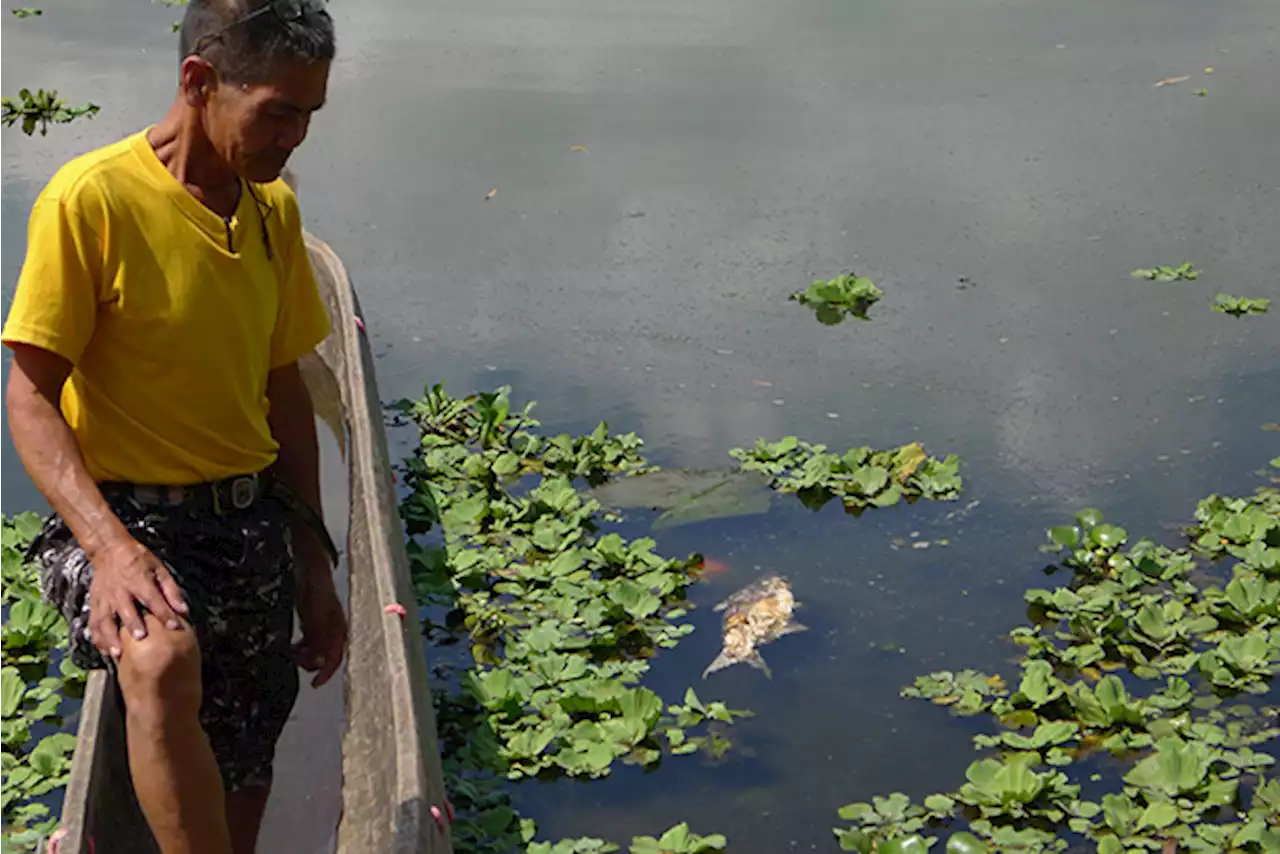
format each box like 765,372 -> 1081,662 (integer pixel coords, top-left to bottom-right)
191,0 -> 327,55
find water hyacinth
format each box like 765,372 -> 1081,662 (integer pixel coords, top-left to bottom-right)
392,384 -> 748,851
2,513 -> 88,845
833,484 -> 1280,853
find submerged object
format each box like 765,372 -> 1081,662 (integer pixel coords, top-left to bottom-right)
588,467 -> 773,530
702,574 -> 806,679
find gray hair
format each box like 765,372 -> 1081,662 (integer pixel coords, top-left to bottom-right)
179,0 -> 335,84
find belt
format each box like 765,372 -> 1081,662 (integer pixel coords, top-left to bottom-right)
99,471 -> 340,567
101,471 -> 269,515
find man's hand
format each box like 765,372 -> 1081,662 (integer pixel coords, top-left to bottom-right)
87,536 -> 189,659
294,568 -> 347,688
267,360 -> 346,687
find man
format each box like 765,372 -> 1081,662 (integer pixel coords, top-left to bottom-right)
2,1 -> 346,852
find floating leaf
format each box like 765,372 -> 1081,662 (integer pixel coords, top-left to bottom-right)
730,437 -> 962,513
1130,262 -> 1198,281
1089,524 -> 1127,548
1018,660 -> 1064,706
1048,525 -> 1080,548
1212,293 -> 1271,317
789,272 -> 884,324
924,794 -> 956,814
877,837 -> 929,854
959,754 -> 1049,807
629,823 -> 726,854
1,668 -> 25,717
1,88 -> 99,136
852,466 -> 890,496
1137,800 -> 1179,829
1124,737 -> 1210,796
945,832 -> 988,854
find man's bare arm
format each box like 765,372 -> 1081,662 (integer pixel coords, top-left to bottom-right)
5,343 -> 186,654
7,344 -> 128,556
267,359 -> 346,688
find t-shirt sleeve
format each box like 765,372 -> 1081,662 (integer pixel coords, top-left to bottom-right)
269,191 -> 332,369
1,188 -> 103,365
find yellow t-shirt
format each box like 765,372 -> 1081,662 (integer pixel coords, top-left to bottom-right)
2,128 -> 332,485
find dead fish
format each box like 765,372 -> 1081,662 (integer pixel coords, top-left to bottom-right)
702,575 -> 806,679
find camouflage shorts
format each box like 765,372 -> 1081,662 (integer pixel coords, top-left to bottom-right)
28,486 -> 300,792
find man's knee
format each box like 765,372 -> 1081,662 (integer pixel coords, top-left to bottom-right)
118,615 -> 202,724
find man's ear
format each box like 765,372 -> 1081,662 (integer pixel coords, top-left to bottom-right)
180,55 -> 218,107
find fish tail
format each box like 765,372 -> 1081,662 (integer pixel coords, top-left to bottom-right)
702,651 -> 737,679
748,650 -> 773,679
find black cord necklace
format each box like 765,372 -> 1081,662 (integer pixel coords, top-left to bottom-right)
245,180 -> 275,261
219,179 -> 275,260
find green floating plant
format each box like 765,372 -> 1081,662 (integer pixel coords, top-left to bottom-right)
527,822 -> 726,854
392,384 -> 742,852
1131,262 -> 1199,282
1212,293 -> 1270,317
834,480 -> 1280,853
1,88 -> 98,136
2,513 -> 87,847
730,436 -> 962,514
789,272 -> 884,324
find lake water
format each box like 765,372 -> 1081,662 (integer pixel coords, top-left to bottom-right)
4,0 -> 1278,849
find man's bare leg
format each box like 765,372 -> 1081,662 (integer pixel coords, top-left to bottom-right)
225,787 -> 271,854
117,613 -> 232,854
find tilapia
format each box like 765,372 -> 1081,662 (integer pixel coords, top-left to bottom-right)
702,575 -> 806,680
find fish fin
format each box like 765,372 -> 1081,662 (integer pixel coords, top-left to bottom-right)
701,651 -> 736,679
748,650 -> 772,679
778,622 -> 809,636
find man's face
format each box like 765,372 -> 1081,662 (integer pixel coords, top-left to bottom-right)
200,58 -> 330,184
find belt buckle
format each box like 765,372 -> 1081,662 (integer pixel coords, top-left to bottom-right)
230,476 -> 256,511
212,475 -> 256,514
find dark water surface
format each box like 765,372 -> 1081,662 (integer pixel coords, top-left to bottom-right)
4,0 -> 1278,849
